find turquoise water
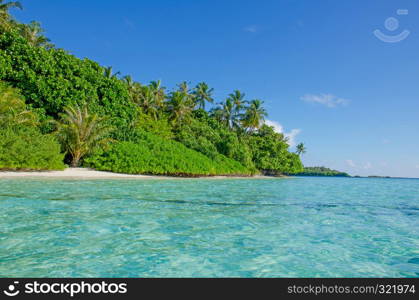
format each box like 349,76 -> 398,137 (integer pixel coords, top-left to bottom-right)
0,177 -> 418,277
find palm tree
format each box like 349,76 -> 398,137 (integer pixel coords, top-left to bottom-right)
122,75 -> 140,105
54,103 -> 113,167
166,91 -> 194,124
211,90 -> 247,130
149,80 -> 166,110
296,143 -> 307,156
192,82 -> 214,110
0,82 -> 37,127
122,75 -> 135,90
103,66 -> 120,79
138,85 -> 160,119
211,98 -> 239,129
0,0 -> 22,29
242,99 -> 267,132
177,81 -> 191,94
18,21 -> 53,48
228,90 -> 247,113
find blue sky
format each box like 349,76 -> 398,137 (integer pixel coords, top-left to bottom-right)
12,0 -> 419,177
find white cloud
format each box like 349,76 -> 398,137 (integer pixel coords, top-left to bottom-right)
243,25 -> 259,33
346,160 -> 356,168
286,129 -> 301,148
301,94 -> 349,108
416,164 -> 419,169
264,120 -> 301,147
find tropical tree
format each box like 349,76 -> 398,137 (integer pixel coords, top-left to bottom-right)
54,103 -> 113,167
228,90 -> 247,114
149,80 -> 166,111
125,80 -> 166,120
211,97 -> 241,129
211,90 -> 248,130
192,82 -> 214,110
18,21 -> 53,48
166,91 -> 194,125
122,75 -> 136,93
103,66 -> 120,79
177,81 -> 191,94
0,0 -> 22,30
242,99 -> 267,132
0,82 -> 37,127
138,85 -> 160,119
296,142 -> 307,156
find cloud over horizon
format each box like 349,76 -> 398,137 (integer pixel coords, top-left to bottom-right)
301,94 -> 349,108
265,120 -> 301,147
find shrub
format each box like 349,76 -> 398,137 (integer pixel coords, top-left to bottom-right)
85,131 -> 252,176
0,126 -> 65,170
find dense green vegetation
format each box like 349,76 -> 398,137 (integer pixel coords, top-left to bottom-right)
0,81 -> 64,170
85,131 -> 252,176
0,1 -> 305,176
294,167 -> 350,177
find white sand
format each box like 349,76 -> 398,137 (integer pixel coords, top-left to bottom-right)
0,168 -> 164,179
0,168 -> 286,180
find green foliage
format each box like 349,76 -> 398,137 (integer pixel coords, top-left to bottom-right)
192,82 -> 214,110
0,30 -> 136,129
0,81 -> 64,170
17,21 -> 53,48
296,142 -> 307,156
295,167 -> 350,177
0,10 -> 307,177
0,81 -> 38,127
0,0 -> 22,31
241,99 -> 267,131
54,103 -> 113,167
0,126 -> 65,170
85,131 -> 252,176
246,125 -> 304,174
175,112 -> 255,169
134,110 -> 173,139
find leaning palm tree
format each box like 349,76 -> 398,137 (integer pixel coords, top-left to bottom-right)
192,82 -> 214,110
54,103 -> 113,167
242,99 -> 267,132
0,0 -> 22,30
296,143 -> 307,156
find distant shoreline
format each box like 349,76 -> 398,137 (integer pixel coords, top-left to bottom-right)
0,168 -> 288,180
295,175 -> 419,180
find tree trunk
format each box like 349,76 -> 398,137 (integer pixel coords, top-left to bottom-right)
71,153 -> 81,167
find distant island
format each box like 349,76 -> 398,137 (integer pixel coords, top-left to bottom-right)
293,167 -> 350,177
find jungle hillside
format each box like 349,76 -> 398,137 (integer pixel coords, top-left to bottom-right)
0,1 -> 305,176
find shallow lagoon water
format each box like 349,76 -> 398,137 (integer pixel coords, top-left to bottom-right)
0,177 -> 418,277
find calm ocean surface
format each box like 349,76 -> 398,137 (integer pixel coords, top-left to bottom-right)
0,177 -> 418,277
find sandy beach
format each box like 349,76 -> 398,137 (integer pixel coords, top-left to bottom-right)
0,168 -> 166,179
0,168 -> 284,180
